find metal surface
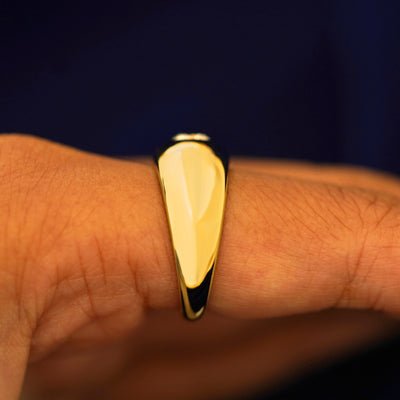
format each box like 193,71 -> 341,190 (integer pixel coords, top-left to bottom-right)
154,134 -> 228,320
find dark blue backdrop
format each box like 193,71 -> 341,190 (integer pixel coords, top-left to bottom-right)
1,1 -> 400,398
1,1 -> 400,171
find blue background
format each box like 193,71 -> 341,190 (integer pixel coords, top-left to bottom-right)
1,0 -> 400,398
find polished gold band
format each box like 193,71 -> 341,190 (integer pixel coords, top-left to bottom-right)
154,134 -> 229,320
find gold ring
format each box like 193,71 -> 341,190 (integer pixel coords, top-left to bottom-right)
154,133 -> 229,320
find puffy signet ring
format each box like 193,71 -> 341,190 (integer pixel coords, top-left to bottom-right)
154,133 -> 229,320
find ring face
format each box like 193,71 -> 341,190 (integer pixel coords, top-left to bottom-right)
154,134 -> 228,320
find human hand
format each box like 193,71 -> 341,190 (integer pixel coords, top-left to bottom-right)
0,135 -> 398,399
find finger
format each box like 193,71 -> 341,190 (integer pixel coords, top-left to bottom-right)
1,135 -> 400,354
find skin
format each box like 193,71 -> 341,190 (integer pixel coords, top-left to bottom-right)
0,134 -> 399,399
